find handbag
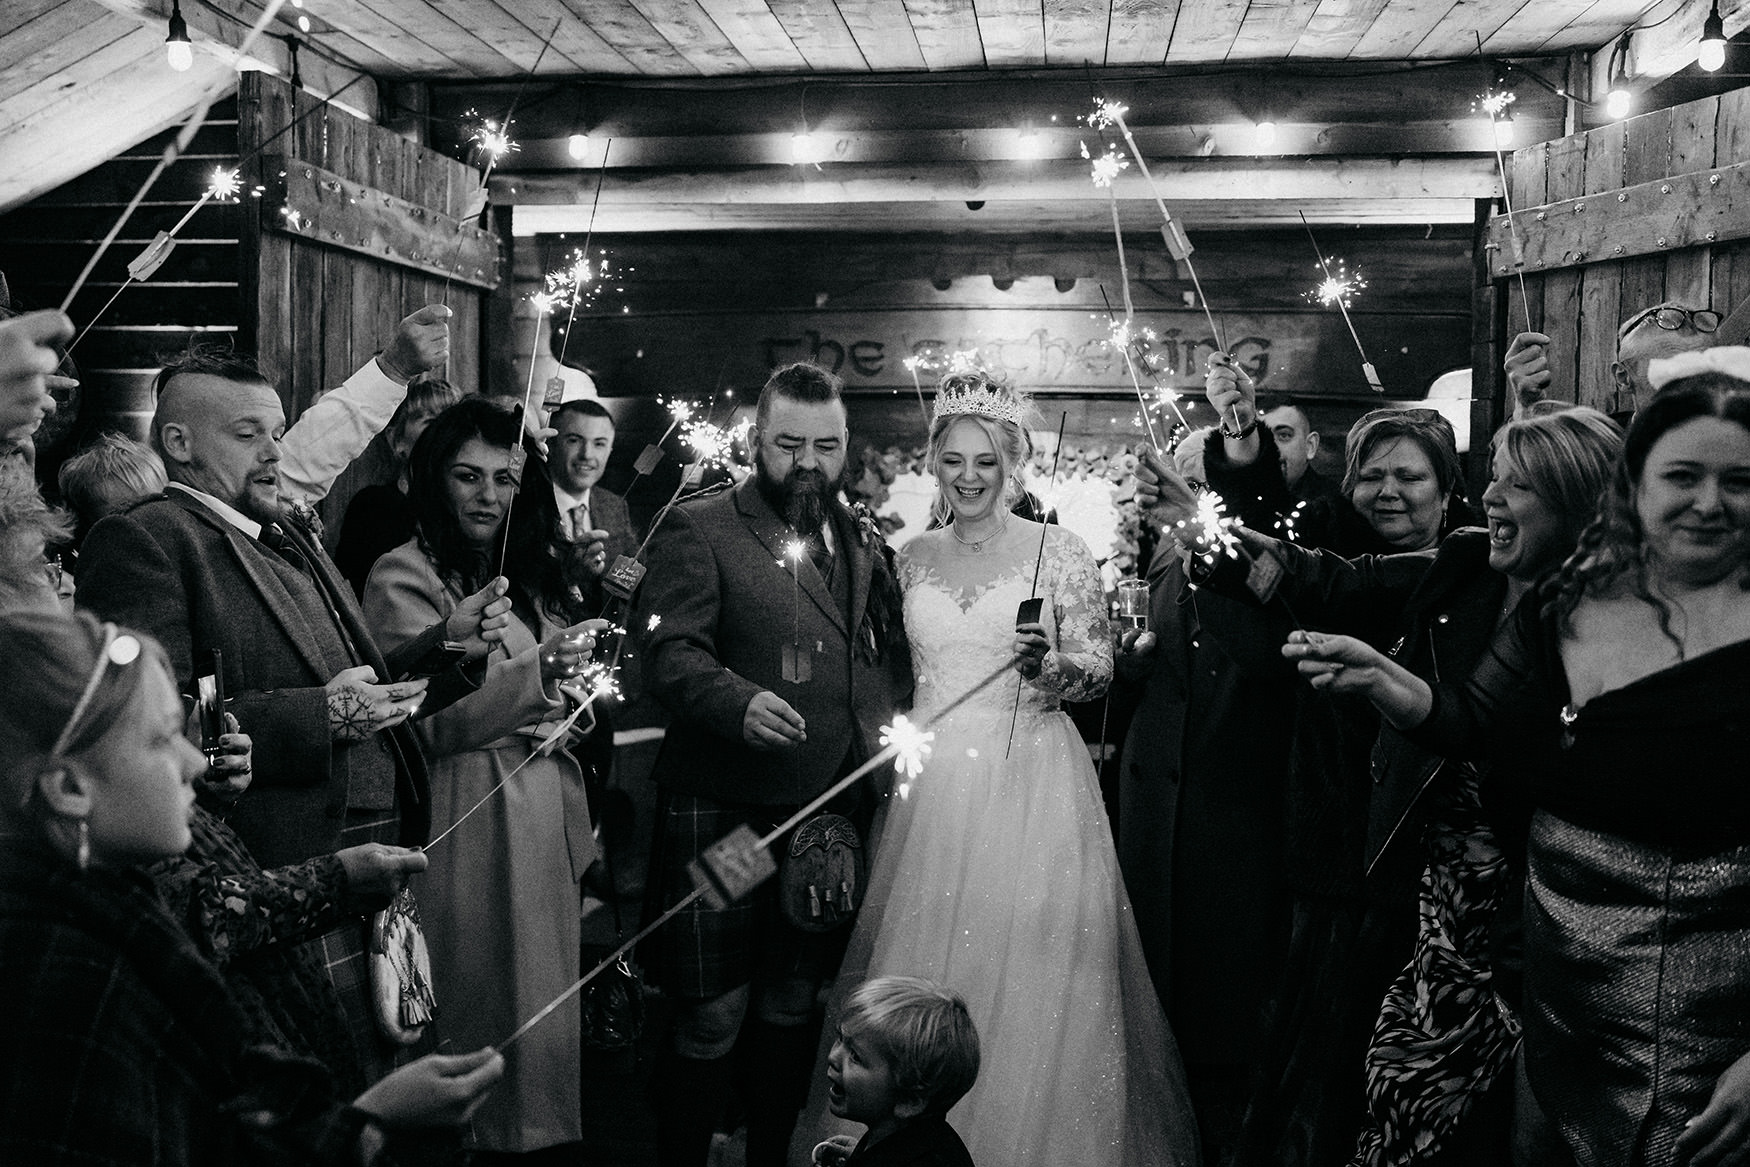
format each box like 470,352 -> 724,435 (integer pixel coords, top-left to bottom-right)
369,886 -> 437,1046
778,813 -> 865,933
581,827 -> 645,1052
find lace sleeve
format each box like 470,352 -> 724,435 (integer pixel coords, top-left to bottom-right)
1035,529 -> 1113,702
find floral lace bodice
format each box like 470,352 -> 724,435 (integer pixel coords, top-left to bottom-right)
898,524 -> 1112,735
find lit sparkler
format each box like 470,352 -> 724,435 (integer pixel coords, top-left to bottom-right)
1306,259 -> 1366,308
466,112 -> 520,167
1169,488 -> 1242,567
880,714 -> 935,798
646,613 -> 663,632
901,355 -> 931,428
681,419 -> 732,469
1081,141 -> 1130,188
1299,213 -> 1384,392
207,167 -> 242,202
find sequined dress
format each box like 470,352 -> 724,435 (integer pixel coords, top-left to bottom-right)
809,526 -> 1197,1167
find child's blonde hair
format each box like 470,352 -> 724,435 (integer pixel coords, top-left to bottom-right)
840,976 -> 980,1116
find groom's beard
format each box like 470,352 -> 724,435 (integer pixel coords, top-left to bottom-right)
756,451 -> 835,535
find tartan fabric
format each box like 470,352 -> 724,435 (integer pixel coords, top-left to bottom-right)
652,794 -> 854,1000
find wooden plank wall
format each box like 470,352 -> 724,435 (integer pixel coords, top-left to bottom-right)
0,101 -> 242,472
236,72 -> 488,545
1495,86 -> 1750,417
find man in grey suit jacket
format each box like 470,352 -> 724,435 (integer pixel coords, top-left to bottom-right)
76,348 -> 501,1086
636,363 -> 912,1167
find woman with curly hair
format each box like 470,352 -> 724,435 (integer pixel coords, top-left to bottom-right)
1286,351 -> 1750,1167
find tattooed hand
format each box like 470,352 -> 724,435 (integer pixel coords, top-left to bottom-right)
325,666 -> 429,743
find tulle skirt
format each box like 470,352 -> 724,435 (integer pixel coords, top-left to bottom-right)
795,707 -> 1199,1167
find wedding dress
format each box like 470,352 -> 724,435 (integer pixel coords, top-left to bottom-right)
798,523 -> 1198,1166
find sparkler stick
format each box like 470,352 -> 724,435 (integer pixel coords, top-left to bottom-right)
1006,412 -> 1068,758
424,671 -> 617,849
61,0 -> 290,314
556,139 -> 612,371
1299,212 -> 1385,393
1097,287 -> 1177,450
901,357 -> 932,430
497,659 -> 1017,1052
1475,35 -> 1533,335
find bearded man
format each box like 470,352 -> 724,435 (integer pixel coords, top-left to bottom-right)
634,361 -> 912,1167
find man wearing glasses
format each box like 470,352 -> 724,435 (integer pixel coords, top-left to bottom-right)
1505,302 -> 1723,423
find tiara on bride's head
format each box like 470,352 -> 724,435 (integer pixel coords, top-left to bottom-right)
932,374 -> 1025,428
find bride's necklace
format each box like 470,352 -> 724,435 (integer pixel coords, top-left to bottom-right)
951,519 -> 1005,553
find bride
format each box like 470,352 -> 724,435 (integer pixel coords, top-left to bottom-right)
802,372 -> 1198,1166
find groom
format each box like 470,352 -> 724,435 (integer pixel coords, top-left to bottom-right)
636,361 -> 912,1167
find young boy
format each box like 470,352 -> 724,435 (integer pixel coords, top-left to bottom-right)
813,975 -> 981,1167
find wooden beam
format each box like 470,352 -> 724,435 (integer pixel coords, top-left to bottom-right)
1484,156 -> 1750,277
497,156 -> 1498,207
264,155 -> 501,287
1587,0 -> 1750,89
507,197 -> 1483,234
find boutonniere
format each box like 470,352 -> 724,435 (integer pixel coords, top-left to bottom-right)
284,498 -> 326,542
849,502 -> 885,551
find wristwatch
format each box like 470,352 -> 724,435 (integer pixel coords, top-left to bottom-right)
1219,415 -> 1258,440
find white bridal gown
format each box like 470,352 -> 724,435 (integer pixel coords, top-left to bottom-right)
798,523 -> 1198,1167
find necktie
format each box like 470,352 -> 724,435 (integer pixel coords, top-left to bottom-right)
809,528 -> 834,582
569,502 -> 591,543
260,522 -> 309,575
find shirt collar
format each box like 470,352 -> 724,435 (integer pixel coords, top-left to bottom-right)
553,482 -> 592,512
167,482 -> 263,540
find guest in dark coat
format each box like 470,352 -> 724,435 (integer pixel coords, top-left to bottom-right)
334,376 -> 465,597
74,348 -> 493,1084
0,609 -> 503,1166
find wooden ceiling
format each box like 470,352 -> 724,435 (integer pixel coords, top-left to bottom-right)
3,0 -> 1747,227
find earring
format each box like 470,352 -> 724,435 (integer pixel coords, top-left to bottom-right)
76,818 -> 90,872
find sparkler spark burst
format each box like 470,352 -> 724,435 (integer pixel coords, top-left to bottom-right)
207,167 -> 242,202
1170,488 -> 1242,565
1081,141 -> 1130,187
880,714 -> 935,781
1476,90 -> 1517,117
646,614 -> 662,632
1305,259 -> 1367,307
1107,318 -> 1158,352
1084,98 -> 1128,130
664,398 -> 696,425
783,537 -> 808,565
529,290 -> 560,315
465,112 -> 519,162
539,252 -> 594,311
681,420 -> 732,468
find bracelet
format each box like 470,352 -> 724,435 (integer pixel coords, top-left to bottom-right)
1219,415 -> 1258,441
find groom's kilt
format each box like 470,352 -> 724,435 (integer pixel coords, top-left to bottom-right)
648,789 -> 868,1000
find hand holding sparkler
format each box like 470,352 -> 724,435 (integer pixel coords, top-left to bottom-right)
377,305 -> 452,385
1281,629 -> 1432,726
539,619 -> 608,685
445,575 -> 513,662
0,310 -> 73,436
1504,332 -> 1553,413
1205,352 -> 1262,454
743,690 -> 807,750
1131,445 -> 1202,529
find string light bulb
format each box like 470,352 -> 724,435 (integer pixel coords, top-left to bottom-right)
1699,1 -> 1727,71
568,133 -> 590,160
1605,37 -> 1634,121
1253,120 -> 1277,153
790,132 -> 824,165
165,0 -> 193,71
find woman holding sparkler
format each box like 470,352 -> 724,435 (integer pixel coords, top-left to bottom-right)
811,371 -> 1198,1167
1283,354 -> 1750,1167
363,398 -> 606,1159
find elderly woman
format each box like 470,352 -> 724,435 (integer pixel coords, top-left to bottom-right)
1203,355 -> 1475,555
1288,351 -> 1750,1167
363,397 -> 604,1159
0,610 -> 504,1164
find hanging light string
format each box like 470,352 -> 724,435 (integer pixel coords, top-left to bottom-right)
495,655 -> 1018,1051
60,0 -> 292,315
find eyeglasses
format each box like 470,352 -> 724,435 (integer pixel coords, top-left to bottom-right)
1619,306 -> 1721,339
49,622 -> 143,760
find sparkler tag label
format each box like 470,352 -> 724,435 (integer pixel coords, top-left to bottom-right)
633,444 -> 665,475
1015,598 -> 1044,627
1361,362 -> 1385,393
462,188 -> 490,219
507,443 -> 528,477
601,555 -> 646,603
782,641 -> 813,684
543,376 -> 566,408
1160,219 -> 1195,260
681,461 -> 705,486
128,232 -> 177,281
1244,545 -> 1286,604
689,824 -> 777,909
